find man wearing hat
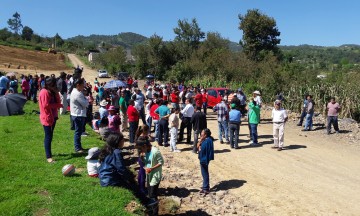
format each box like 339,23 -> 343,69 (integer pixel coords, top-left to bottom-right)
253,90 -> 262,108
271,100 -> 288,151
229,103 -> 241,149
99,100 -> 109,119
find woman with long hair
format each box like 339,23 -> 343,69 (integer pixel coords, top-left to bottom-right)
38,77 -> 62,163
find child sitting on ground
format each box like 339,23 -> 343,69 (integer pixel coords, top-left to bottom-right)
92,112 -> 101,133
99,117 -> 110,140
85,147 -> 101,177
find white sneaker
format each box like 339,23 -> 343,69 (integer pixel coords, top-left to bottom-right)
169,148 -> 173,152
173,149 -> 181,153
81,133 -> 88,137
248,141 -> 253,144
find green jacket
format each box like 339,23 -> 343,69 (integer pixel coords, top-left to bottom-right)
248,101 -> 260,124
145,147 -> 164,186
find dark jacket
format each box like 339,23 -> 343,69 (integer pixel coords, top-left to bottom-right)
198,137 -> 214,164
99,149 -> 126,187
231,97 -> 241,110
191,111 -> 207,131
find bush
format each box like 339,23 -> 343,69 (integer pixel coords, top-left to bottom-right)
34,46 -> 42,51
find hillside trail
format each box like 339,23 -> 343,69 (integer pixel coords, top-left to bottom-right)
69,54 -> 360,215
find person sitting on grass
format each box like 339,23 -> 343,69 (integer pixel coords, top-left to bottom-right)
85,147 -> 101,178
99,133 -> 129,187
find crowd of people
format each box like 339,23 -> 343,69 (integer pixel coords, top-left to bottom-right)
0,68 -> 343,215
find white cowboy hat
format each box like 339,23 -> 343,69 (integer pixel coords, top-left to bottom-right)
253,90 -> 261,95
100,100 -> 108,107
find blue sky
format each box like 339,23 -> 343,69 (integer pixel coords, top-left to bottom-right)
1,0 -> 359,46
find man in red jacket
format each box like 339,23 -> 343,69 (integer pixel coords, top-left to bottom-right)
127,99 -> 139,144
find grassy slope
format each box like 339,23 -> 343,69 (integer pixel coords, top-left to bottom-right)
0,101 -> 138,216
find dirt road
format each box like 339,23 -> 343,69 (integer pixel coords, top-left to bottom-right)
68,54 -> 360,215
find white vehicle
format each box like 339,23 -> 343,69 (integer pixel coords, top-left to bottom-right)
98,70 -> 109,78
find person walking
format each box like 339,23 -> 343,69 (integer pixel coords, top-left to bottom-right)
191,106 -> 207,153
229,103 -> 241,149
39,77 -> 63,163
297,94 -> 309,126
178,98 -> 195,144
248,98 -> 260,146
70,78 -> 89,153
271,100 -> 288,151
197,128 -> 214,195
57,72 -> 68,115
213,98 -> 229,144
302,95 -> 314,131
327,97 -> 341,134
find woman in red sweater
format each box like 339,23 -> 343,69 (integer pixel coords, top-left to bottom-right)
39,77 -> 63,163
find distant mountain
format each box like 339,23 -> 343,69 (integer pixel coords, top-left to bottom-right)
67,32 -> 149,49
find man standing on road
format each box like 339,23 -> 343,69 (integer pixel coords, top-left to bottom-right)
327,97 -> 341,135
271,100 -> 288,151
57,72 -> 68,115
229,103 -> 241,149
297,94 -> 309,126
302,95 -> 314,131
237,88 -> 247,116
191,106 -> 207,153
213,98 -> 229,144
248,98 -> 260,146
119,90 -> 128,132
178,99 -> 194,144
155,100 -> 171,147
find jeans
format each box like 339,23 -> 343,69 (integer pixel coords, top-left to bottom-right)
146,116 -> 152,130
170,127 -> 178,150
202,102 -> 207,114
304,113 -> 313,130
30,88 -> 37,102
171,103 -> 179,110
72,116 -> 85,151
249,123 -> 258,144
327,116 -> 339,133
159,119 -> 169,146
140,107 -> 146,125
43,120 -> 57,158
298,110 -> 307,125
179,117 -> 192,143
70,115 -> 75,130
200,163 -> 210,191
229,123 -> 240,148
193,130 -> 201,152
218,120 -> 229,142
129,121 -> 139,143
153,119 -> 159,142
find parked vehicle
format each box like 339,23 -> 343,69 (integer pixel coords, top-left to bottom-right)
206,88 -> 232,108
117,72 -> 129,81
98,70 -> 109,78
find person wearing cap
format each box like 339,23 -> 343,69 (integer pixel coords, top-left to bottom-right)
191,106 -> 207,153
108,105 -> 121,134
272,100 -> 288,151
99,100 -> 109,119
213,97 -> 230,144
229,103 -> 241,149
85,147 -> 101,177
248,98 -> 260,146
155,100 -> 171,146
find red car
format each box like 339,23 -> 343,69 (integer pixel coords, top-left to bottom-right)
206,88 -> 232,108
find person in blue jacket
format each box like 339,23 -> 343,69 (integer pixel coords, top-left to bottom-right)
99,133 -> 128,187
197,128 -> 214,195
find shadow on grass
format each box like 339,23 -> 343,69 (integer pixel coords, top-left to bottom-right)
212,179 -> 247,191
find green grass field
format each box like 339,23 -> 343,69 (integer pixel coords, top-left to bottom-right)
0,101 -> 140,216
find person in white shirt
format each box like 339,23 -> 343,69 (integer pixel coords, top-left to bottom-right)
85,147 -> 101,177
145,86 -> 153,100
178,99 -> 194,143
253,90 -> 262,108
70,78 -> 89,153
271,100 -> 288,151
